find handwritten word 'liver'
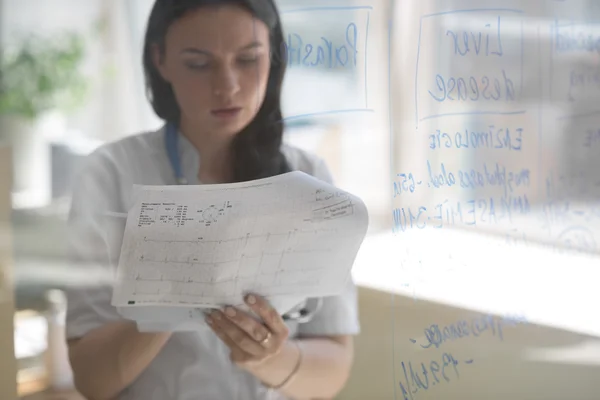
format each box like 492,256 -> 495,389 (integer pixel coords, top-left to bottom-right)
447,16 -> 504,58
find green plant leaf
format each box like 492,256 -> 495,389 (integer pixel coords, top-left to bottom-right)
0,31 -> 91,120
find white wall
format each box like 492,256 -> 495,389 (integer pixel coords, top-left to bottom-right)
1,0 -> 157,143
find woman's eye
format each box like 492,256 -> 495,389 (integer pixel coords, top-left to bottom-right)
185,62 -> 208,70
238,53 -> 263,65
238,57 -> 258,64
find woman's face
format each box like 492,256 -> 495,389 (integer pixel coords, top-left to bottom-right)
154,5 -> 272,138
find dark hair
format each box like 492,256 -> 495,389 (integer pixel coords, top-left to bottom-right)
143,0 -> 291,182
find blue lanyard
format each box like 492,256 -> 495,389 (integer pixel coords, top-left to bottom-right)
165,122 -> 188,185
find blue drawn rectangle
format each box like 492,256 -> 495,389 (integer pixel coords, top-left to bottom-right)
414,8 -> 525,128
551,19 -> 600,117
280,6 -> 374,121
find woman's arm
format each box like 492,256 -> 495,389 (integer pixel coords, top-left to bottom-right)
245,335 -> 354,400
68,320 -> 172,400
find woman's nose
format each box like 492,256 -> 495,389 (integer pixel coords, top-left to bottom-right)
212,67 -> 241,97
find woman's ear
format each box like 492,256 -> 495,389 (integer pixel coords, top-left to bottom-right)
152,43 -> 171,82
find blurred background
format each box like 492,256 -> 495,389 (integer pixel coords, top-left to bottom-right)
1,0 -> 600,399
0,0 -> 390,398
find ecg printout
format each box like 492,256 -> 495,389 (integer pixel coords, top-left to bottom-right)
111,171 -> 369,324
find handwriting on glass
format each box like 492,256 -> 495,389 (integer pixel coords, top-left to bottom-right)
282,22 -> 358,69
398,352 -> 470,399
398,314 -> 525,397
392,195 -> 531,232
554,20 -> 600,101
428,16 -> 517,104
583,128 -> 600,148
428,126 -> 523,151
393,162 -> 530,196
409,314 -> 527,349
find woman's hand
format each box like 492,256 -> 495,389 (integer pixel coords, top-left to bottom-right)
205,294 -> 290,368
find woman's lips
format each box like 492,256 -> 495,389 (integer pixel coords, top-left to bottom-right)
211,107 -> 242,118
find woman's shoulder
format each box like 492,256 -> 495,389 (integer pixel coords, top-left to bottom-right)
71,128 -> 165,202
74,128 -> 164,188
281,143 -> 334,184
85,127 -> 164,168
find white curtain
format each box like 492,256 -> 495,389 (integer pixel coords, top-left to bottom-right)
95,0 -> 160,142
123,0 -> 163,134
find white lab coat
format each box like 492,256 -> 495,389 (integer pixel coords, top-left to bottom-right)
64,124 -> 360,400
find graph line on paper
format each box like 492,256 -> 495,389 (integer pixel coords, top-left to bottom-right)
133,265 -> 331,284
140,228 -> 348,243
139,250 -> 333,266
120,223 -> 351,305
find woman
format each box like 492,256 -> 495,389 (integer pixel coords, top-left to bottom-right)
65,0 -> 360,399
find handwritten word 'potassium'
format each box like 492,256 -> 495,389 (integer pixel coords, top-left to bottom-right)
283,22 -> 358,69
398,352 -> 470,399
409,314 -> 527,350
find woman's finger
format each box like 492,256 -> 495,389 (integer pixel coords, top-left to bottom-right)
208,310 -> 267,356
222,306 -> 274,345
206,314 -> 243,351
244,294 -> 289,337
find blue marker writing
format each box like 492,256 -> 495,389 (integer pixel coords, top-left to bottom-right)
398,352 -> 467,399
446,16 -> 504,57
411,314 -> 527,350
284,22 -> 358,68
428,126 -> 523,151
